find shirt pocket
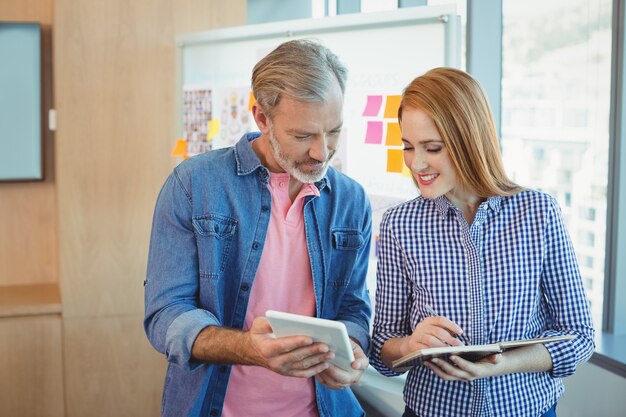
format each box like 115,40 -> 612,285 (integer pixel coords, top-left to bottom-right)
192,214 -> 237,280
328,228 -> 364,288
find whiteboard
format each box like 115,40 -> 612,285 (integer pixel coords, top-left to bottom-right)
176,5 -> 460,200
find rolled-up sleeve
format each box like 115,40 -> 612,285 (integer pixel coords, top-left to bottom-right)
541,198 -> 595,378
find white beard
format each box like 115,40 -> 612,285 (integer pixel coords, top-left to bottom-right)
268,125 -> 331,184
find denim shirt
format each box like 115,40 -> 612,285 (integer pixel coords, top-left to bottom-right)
144,132 -> 372,417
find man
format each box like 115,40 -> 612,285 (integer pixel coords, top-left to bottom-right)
144,39 -> 372,417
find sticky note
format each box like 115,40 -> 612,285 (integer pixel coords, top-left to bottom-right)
248,91 -> 256,111
364,121 -> 383,144
362,95 -> 383,116
171,139 -> 187,157
402,161 -> 412,177
386,149 -> 404,173
384,95 -> 402,119
385,122 -> 402,146
207,119 -> 220,140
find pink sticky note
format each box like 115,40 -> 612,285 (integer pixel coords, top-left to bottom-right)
362,95 -> 383,116
365,121 -> 383,144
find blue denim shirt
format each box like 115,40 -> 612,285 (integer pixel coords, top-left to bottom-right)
144,132 -> 372,417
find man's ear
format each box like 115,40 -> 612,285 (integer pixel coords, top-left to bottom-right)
252,102 -> 270,134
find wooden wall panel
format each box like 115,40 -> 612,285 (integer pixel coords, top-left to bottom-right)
0,0 -> 57,287
54,1 -> 246,415
0,315 -> 64,417
55,0 -> 246,318
63,315 -> 166,417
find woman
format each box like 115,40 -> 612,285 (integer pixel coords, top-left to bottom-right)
370,67 -> 594,417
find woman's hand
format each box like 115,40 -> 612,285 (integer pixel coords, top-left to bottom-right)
380,315 -> 465,369
401,316 -> 464,357
424,354 -> 502,382
424,344 -> 553,382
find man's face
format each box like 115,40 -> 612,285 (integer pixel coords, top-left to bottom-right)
261,85 -> 343,184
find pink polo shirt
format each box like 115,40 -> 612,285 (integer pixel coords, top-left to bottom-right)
222,172 -> 320,417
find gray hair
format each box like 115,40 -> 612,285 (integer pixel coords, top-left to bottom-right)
251,39 -> 347,118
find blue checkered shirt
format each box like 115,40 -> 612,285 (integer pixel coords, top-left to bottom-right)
370,190 -> 594,417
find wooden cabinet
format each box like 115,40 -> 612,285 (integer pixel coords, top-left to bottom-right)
0,285 -> 63,417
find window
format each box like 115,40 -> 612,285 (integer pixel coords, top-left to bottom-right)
580,206 -> 597,221
360,0 -> 397,13
501,0 -> 612,331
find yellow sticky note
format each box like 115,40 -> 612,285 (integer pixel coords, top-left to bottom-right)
207,119 -> 220,140
386,149 -> 404,173
384,95 -> 402,119
171,139 -> 187,157
402,160 -> 412,177
248,91 -> 256,111
385,122 -> 402,146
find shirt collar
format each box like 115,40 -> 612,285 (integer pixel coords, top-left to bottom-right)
433,194 -> 502,219
234,132 -> 264,175
268,172 -> 321,198
485,195 -> 502,212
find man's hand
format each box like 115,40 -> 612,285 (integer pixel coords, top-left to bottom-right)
315,339 -> 369,390
248,316 -> 335,378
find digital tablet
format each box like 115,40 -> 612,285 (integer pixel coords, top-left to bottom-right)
265,310 -> 355,371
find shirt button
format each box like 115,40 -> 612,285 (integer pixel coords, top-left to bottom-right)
261,205 -> 269,212
279,181 -> 285,187
252,242 -> 260,250
240,283 -> 249,292
220,365 -> 228,373
210,410 -> 218,416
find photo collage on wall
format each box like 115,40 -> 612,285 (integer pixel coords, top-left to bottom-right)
182,88 -> 213,157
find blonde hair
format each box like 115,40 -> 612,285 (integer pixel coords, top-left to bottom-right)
252,39 -> 347,119
399,67 -> 522,197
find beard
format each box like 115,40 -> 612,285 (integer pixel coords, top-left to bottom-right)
268,125 -> 334,184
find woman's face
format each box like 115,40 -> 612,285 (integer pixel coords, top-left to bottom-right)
400,107 -> 460,201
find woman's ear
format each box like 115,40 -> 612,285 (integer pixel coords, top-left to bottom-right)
252,102 -> 270,134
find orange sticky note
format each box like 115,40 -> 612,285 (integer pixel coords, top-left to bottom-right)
171,139 -> 187,157
385,122 -> 402,146
386,149 -> 404,173
384,95 -> 402,119
248,91 -> 256,111
207,119 -> 220,140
